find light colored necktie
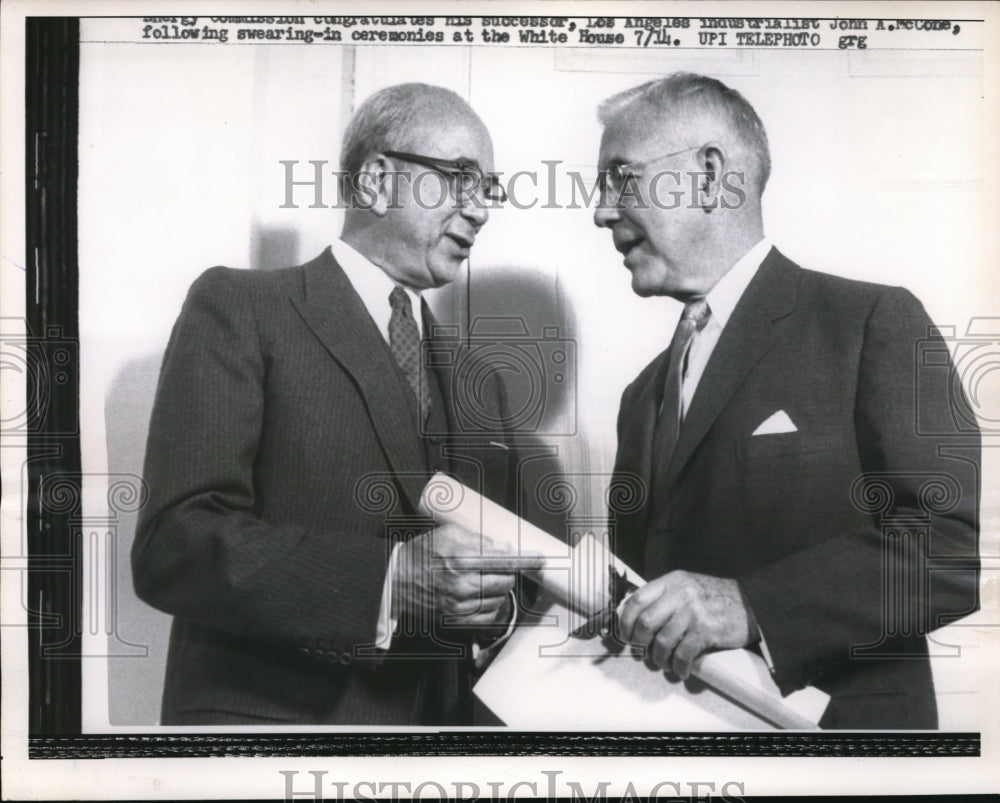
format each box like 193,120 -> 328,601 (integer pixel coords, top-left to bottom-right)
651,298 -> 711,491
388,286 -> 430,422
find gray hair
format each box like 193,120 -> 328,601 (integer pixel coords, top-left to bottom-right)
340,83 -> 472,196
598,72 -> 771,194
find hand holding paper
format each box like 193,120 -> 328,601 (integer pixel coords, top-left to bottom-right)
393,522 -> 545,627
617,570 -> 753,679
418,473 -> 830,729
417,473 -> 609,614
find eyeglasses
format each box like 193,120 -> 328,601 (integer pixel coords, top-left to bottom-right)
383,150 -> 507,203
599,145 -> 700,204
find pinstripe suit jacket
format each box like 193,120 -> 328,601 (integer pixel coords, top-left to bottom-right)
133,248 -> 524,724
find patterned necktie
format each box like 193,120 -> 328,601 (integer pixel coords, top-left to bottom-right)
650,297 -> 711,492
388,286 -> 430,422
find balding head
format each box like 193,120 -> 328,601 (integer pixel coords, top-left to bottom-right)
599,72 -> 771,198
338,83 -> 495,291
340,83 -> 487,189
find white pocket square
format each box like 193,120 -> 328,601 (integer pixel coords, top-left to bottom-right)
752,410 -> 797,436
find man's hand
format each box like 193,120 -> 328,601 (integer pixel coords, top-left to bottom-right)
617,570 -> 754,679
392,523 -> 543,628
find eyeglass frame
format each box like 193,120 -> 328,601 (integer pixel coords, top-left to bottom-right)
382,150 -> 507,204
599,145 -> 701,204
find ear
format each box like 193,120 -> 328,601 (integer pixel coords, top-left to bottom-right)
697,142 -> 727,212
354,154 -> 392,216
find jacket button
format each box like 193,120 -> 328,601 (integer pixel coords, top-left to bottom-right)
339,651 -> 353,665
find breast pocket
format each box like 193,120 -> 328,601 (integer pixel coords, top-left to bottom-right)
740,430 -> 831,460
737,428 -> 843,555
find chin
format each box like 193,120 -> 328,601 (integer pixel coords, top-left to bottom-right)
428,261 -> 465,288
628,266 -> 665,297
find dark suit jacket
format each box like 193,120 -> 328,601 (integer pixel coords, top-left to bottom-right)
133,248 -> 525,725
611,248 -> 980,729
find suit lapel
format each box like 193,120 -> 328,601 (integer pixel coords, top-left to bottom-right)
616,352 -> 670,531
661,248 -> 799,490
290,248 -> 428,511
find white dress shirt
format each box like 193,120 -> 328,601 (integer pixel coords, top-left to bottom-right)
329,238 -> 420,649
330,238 -> 423,339
677,236 -> 776,666
329,239 -> 517,656
681,238 -> 773,418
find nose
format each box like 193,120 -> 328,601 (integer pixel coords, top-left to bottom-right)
460,195 -> 489,227
593,196 -> 621,229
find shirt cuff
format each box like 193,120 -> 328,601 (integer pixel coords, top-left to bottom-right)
471,589 -> 519,663
374,540 -> 404,650
737,581 -> 774,671
757,630 -> 776,671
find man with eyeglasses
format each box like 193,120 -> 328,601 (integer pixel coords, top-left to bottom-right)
133,83 -> 539,725
595,72 -> 980,728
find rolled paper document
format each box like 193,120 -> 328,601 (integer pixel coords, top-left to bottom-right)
418,472 -> 614,617
419,472 -> 829,729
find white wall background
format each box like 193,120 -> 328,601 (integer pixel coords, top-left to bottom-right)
77,29 -> 996,728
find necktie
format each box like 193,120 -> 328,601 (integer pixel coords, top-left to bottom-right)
388,286 -> 430,422
650,298 -> 711,493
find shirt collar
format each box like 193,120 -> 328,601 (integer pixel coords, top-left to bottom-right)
704,237 -> 772,329
330,238 -> 423,338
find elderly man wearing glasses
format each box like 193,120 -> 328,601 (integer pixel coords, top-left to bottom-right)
596,72 -> 980,729
133,83 -> 539,725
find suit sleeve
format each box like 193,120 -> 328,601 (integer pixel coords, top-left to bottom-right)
132,268 -> 391,659
740,287 -> 981,694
